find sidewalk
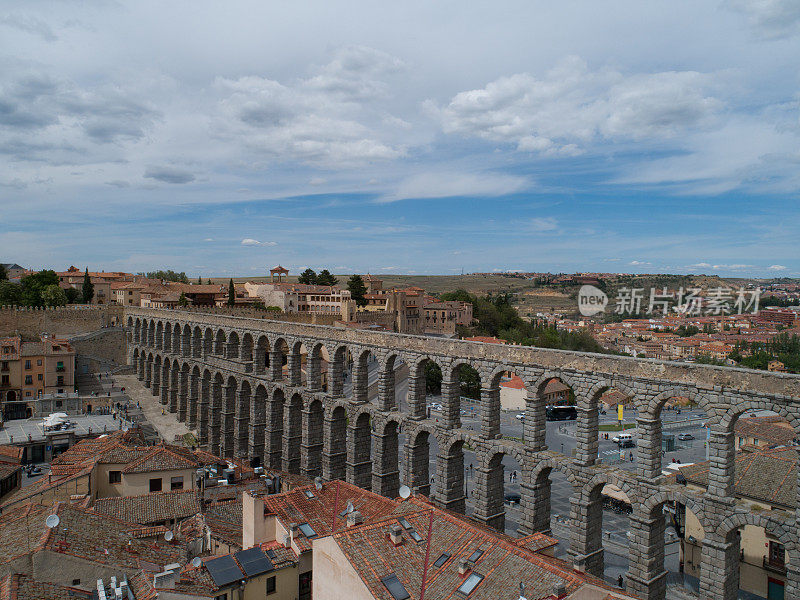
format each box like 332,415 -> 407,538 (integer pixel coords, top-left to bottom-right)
116,374 -> 197,444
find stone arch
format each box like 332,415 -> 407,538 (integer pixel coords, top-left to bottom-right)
348,409 -> 373,490
265,388 -> 285,469
214,328 -> 226,355
249,384 -> 268,466
406,354 -> 446,420
352,346 -> 380,404
155,321 -> 164,350
241,332 -> 254,363
282,392 -> 303,473
303,398 -> 325,478
147,320 -> 155,347
163,322 -> 172,353
372,417 -> 401,497
202,328 -> 214,357
405,424 -> 438,498
327,344 -> 349,397
324,403 -> 348,481
255,335 -> 270,375
227,331 -> 240,359
306,341 -> 328,392
236,379 -> 251,459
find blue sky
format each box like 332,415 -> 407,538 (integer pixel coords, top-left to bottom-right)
1,1 -> 799,278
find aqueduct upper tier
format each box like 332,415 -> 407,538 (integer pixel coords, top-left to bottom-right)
125,307 -> 800,600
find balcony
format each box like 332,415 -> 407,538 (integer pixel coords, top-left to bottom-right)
56,366 -> 65,372
763,556 -> 786,575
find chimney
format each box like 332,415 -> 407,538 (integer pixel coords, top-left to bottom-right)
346,510 -> 363,527
458,559 -> 471,575
289,522 -> 298,544
153,570 -> 176,589
552,583 -> 566,598
283,534 -> 291,548
389,525 -> 403,546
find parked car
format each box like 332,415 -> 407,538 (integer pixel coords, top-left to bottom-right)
677,433 -> 695,440
504,493 -> 521,504
515,413 -> 524,420
612,433 -> 636,447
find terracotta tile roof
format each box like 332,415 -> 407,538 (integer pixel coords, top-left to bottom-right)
204,499 -> 242,548
0,501 -> 185,571
259,540 -> 299,570
202,479 -> 269,503
331,504 -> 596,600
260,481 -> 400,553
499,373 -> 525,390
0,462 -> 21,481
735,417 -> 796,447
121,444 -> 201,474
680,447 -> 797,509
0,446 -> 23,463
92,490 -> 201,525
0,574 -> 91,600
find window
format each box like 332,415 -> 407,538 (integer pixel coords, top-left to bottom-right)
381,574 -> 410,600
149,478 -> 162,492
298,523 -> 317,538
171,476 -> 184,490
57,376 -> 64,386
37,359 -> 42,366
433,553 -> 451,568
37,374 -> 42,381
109,471 -> 121,484
397,517 -> 412,530
467,549 -> 484,562
408,530 -> 423,543
1,362 -> 8,372
214,595 -> 227,600
457,573 -> 484,596
55,400 -> 62,408
25,360 -> 31,370
72,579 -> 81,586
266,576 -> 276,595
56,361 -> 64,372
1,375 -> 8,385
25,375 -> 32,385
769,541 -> 785,567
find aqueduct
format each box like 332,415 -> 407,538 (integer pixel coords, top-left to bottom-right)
126,307 -> 800,600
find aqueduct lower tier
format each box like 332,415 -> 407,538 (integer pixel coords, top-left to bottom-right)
125,307 -> 800,600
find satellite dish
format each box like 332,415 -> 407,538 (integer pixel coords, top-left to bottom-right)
191,557 -> 202,568
314,477 -> 323,491
398,485 -> 411,499
164,531 -> 174,542
345,500 -> 354,514
45,514 -> 60,529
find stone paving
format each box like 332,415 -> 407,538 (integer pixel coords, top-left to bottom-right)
116,374 -> 196,444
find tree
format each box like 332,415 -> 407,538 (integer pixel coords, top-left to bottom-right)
42,284 -> 67,307
82,268 -> 94,304
178,292 -> 189,307
207,279 -> 212,285
0,281 -> 22,305
145,270 -> 189,283
20,270 -> 59,306
227,279 -> 236,306
347,275 -> 367,306
0,264 -> 7,281
317,270 -> 338,286
298,268 -> 318,285
64,287 -> 81,304
197,275 -> 202,285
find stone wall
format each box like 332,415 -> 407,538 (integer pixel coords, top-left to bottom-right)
70,328 -> 128,372
0,305 -> 123,339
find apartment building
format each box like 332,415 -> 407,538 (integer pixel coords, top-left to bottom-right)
0,335 -> 74,421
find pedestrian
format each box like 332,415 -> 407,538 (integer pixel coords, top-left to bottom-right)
617,575 -> 623,588
629,452 -> 634,462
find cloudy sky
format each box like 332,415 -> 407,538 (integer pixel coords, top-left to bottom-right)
2,1 -> 799,277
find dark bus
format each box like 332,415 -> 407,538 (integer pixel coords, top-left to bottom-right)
546,405 -> 577,421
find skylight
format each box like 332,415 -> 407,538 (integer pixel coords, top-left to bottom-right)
397,517 -> 412,530
433,553 -> 450,568
297,523 -> 317,538
467,549 -> 484,562
303,490 -> 315,499
381,574 -> 410,600
408,530 -> 424,543
457,573 -> 484,596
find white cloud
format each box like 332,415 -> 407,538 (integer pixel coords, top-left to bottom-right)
629,260 -> 652,266
528,217 -> 558,232
144,166 -> 195,184
380,171 -> 528,202
433,57 -> 722,155
203,238 -> 214,242
712,263 -> 754,270
726,0 -> 800,40
241,238 -> 277,247
768,264 -> 787,270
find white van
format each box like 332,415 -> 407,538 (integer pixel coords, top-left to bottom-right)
612,433 -> 635,447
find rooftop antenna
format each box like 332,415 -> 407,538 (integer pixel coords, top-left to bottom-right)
191,557 -> 202,568
345,500 -> 354,514
314,477 -> 323,491
398,485 -> 411,500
